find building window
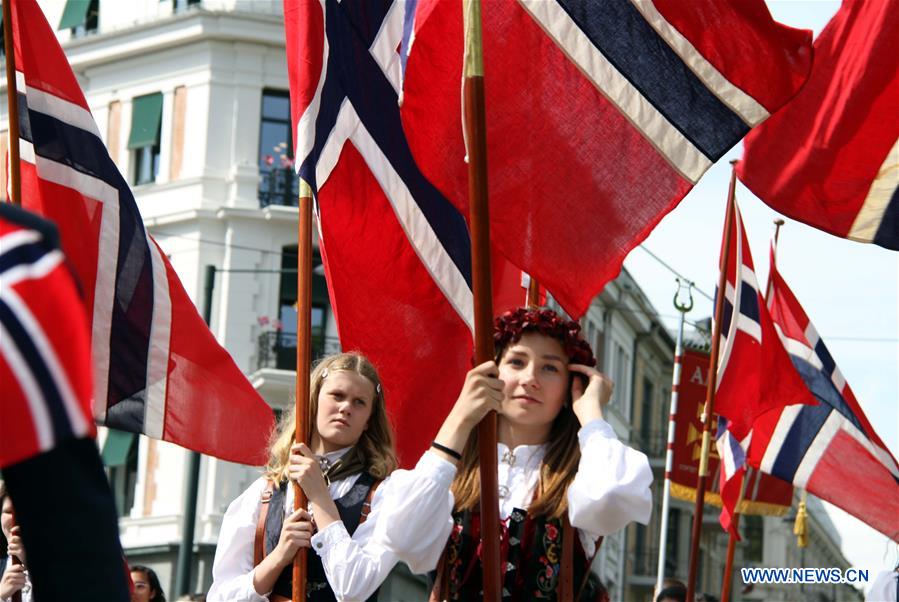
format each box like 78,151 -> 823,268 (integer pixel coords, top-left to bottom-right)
128,93 -> 163,185
640,376 -> 654,443
258,90 -> 297,207
743,515 -> 764,562
664,508 -> 679,574
59,0 -> 99,37
101,429 -> 139,517
256,246 -> 336,371
612,342 -> 631,416
173,0 -> 202,13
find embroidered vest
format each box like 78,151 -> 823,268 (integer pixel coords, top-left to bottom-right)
258,473 -> 380,601
435,507 -> 606,601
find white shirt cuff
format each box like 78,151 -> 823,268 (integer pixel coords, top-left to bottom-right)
419,450 -> 458,487
246,567 -> 273,601
311,520 -> 351,556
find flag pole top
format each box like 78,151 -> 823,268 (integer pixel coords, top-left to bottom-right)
673,278 -> 694,313
774,219 -> 785,246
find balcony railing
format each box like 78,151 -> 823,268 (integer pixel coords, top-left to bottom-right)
256,331 -> 341,371
258,167 -> 299,208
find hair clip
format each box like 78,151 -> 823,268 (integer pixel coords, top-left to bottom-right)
321,368 -> 329,379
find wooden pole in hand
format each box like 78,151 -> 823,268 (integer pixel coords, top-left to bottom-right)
291,180 -> 313,601
462,1 -> 500,599
685,161 -> 738,601
4,0 -> 22,206
4,8 -> 23,598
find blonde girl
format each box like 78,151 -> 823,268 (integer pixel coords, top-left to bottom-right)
209,352 -> 441,602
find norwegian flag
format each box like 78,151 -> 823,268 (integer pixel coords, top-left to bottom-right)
712,201 -> 814,533
714,202 -> 814,437
399,0 -> 812,317
0,203 -> 93,467
715,416 -> 750,537
738,0 -> 899,250
284,0 -> 524,464
10,0 -> 274,465
746,245 -> 899,540
1,202 -> 130,601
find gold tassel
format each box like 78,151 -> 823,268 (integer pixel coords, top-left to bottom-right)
793,491 -> 808,548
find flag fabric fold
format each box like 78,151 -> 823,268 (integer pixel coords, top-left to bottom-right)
284,0 -> 525,465
11,0 -> 273,465
746,244 -> 899,540
400,0 -> 812,317
712,201 -> 814,533
714,202 -> 815,438
1,202 -> 129,602
715,416 -> 747,538
737,0 -> 899,250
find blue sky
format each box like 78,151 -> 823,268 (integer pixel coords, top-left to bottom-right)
622,0 -> 898,587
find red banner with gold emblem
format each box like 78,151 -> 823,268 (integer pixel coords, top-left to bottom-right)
670,348 -> 793,515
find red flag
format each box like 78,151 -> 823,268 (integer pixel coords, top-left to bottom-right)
737,0 -> 899,250
741,245 -> 899,540
11,0 -> 273,465
712,202 -> 814,531
1,202 -> 130,601
285,0 -> 526,465
714,202 -> 815,438
0,204 -> 94,466
400,0 -> 811,317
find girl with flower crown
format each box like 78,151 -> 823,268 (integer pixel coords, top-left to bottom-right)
394,307 -> 654,601
208,352 -> 447,602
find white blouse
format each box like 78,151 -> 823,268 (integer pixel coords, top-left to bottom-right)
380,418 -> 653,559
207,419 -> 651,601
207,448 -> 456,602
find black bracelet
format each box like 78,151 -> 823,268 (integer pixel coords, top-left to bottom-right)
431,441 -> 462,461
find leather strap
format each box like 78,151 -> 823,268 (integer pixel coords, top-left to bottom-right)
575,535 -> 605,600
561,515 -> 574,601
253,480 -> 276,567
429,549 -> 448,602
358,479 -> 382,526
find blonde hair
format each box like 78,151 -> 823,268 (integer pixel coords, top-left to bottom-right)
264,352 -> 397,482
450,342 -> 582,519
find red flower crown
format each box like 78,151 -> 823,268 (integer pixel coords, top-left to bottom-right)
493,307 -> 596,367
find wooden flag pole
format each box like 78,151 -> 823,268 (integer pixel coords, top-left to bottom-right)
720,512 -> 741,602
291,181 -> 313,601
720,467 -> 753,602
462,1 -> 500,600
526,274 -> 540,308
4,9 -> 23,600
685,161 -> 738,601
3,0 -> 21,206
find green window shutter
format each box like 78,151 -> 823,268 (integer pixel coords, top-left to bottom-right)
127,93 -> 164,150
58,0 -> 91,30
101,429 -> 136,467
